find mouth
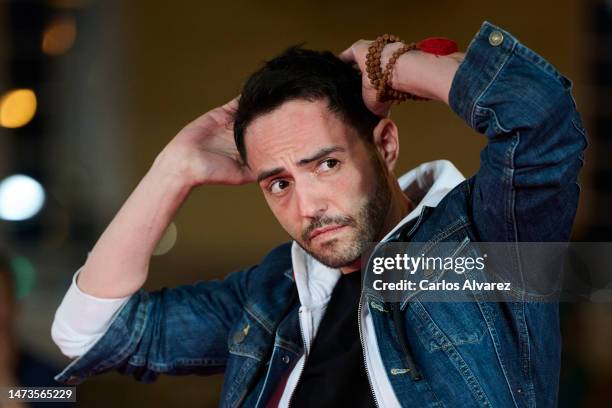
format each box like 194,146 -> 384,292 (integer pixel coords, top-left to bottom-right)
309,225 -> 347,241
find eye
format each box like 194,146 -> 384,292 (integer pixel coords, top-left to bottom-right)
269,179 -> 291,195
317,158 -> 340,173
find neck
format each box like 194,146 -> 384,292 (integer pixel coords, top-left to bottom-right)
340,181 -> 414,274
380,182 -> 415,239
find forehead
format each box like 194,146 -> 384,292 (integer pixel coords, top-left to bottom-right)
245,99 -> 358,168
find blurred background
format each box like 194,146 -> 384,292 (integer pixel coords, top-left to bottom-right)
0,0 -> 610,406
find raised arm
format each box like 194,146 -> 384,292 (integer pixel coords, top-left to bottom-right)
340,21 -> 587,242
446,22 -> 587,242
51,97 -> 257,375
77,97 -> 254,298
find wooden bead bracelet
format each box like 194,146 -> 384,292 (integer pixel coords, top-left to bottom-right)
365,35 -> 459,104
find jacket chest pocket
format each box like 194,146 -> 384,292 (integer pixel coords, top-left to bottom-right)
228,308 -> 273,361
399,232 -> 494,353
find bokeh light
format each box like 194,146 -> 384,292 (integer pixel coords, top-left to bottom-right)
0,89 -> 37,128
153,222 -> 178,256
42,16 -> 77,56
0,175 -> 46,221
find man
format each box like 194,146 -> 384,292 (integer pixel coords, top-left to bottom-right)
51,21 -> 586,407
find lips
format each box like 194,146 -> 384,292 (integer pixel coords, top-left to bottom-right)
309,225 -> 346,241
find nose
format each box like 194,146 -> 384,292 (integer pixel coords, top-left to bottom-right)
295,180 -> 328,219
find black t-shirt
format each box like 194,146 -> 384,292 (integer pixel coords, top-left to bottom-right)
291,270 -> 377,407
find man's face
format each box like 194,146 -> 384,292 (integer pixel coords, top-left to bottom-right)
245,99 -> 391,268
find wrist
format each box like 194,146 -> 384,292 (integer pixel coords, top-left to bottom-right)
379,42 -> 404,84
380,42 -> 464,104
152,145 -> 198,192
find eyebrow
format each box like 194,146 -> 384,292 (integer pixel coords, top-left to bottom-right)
256,145 -> 346,183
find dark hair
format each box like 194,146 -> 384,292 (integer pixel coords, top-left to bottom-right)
234,45 -> 380,163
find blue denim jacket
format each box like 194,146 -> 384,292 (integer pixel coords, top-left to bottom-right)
54,21 -> 587,407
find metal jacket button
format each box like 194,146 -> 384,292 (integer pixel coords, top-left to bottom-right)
233,324 -> 249,343
489,31 -> 504,46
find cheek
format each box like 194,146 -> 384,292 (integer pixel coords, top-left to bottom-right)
335,167 -> 371,211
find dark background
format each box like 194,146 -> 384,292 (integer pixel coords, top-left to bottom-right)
0,0 -> 610,406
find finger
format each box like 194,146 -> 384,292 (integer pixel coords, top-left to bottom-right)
338,45 -> 355,63
378,102 -> 392,118
241,167 -> 257,183
368,100 -> 392,118
223,95 -> 241,113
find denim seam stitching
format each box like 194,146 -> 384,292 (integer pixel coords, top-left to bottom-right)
274,338 -> 302,356
412,300 -> 493,407
228,348 -> 264,361
54,292 -> 147,382
245,305 -> 274,335
520,302 -> 537,408
403,205 -> 431,238
254,347 -> 279,408
227,358 -> 260,408
94,294 -> 151,373
400,222 -> 471,310
507,130 -> 536,407
469,40 -> 517,129
474,299 -> 520,408
140,358 -> 227,371
420,217 -> 470,253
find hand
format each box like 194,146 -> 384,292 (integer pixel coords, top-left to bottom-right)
156,96 -> 256,187
339,40 -> 393,118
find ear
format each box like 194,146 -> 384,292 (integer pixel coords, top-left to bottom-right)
372,118 -> 400,172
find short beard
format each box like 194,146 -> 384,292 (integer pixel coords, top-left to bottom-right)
296,156 -> 392,268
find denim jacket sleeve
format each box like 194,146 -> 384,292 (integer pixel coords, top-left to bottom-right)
53,266 -> 253,385
448,21 -> 588,242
